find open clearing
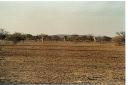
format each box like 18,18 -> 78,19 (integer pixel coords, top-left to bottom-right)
0,41 -> 125,84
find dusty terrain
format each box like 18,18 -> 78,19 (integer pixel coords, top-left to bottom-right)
0,41 -> 125,84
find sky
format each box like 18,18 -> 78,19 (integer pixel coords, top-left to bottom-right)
0,1 -> 125,36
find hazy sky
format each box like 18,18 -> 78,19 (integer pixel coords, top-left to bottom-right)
0,1 -> 125,36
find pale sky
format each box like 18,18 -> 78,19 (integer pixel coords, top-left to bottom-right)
0,1 -> 125,36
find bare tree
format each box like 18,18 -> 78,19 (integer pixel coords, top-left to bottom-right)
0,29 -> 9,50
0,28 -> 8,40
112,32 -> 125,45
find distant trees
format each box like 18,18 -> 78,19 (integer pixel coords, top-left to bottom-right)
51,35 -> 61,41
102,36 -> 112,42
78,35 -> 87,41
112,32 -> 125,45
6,32 -> 25,44
63,36 -> 67,41
24,34 -> 33,40
38,34 -> 48,42
96,36 -> 112,42
86,35 -> 94,42
70,35 -> 79,41
0,28 -> 125,46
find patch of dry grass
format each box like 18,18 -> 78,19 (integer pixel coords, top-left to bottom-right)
0,41 -> 125,84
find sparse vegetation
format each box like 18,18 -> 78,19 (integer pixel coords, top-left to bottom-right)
0,29 -> 125,84
0,41 -> 125,84
0,29 -> 125,46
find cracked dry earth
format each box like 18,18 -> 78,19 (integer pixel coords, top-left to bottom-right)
0,42 -> 125,85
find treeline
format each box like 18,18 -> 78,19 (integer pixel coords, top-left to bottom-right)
0,29 -> 125,45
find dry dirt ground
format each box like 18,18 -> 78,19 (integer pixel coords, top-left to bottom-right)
0,41 -> 125,85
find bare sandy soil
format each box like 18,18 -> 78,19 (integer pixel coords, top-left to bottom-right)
0,41 -> 125,85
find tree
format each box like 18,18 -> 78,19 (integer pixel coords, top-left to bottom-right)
79,35 -> 87,41
64,36 -> 67,41
112,32 -> 125,45
0,29 -> 8,40
86,35 -> 94,42
102,36 -> 112,42
38,34 -> 48,42
96,36 -> 112,42
24,34 -> 33,40
0,29 -> 9,51
51,35 -> 61,41
6,32 -> 25,44
70,34 -> 79,41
